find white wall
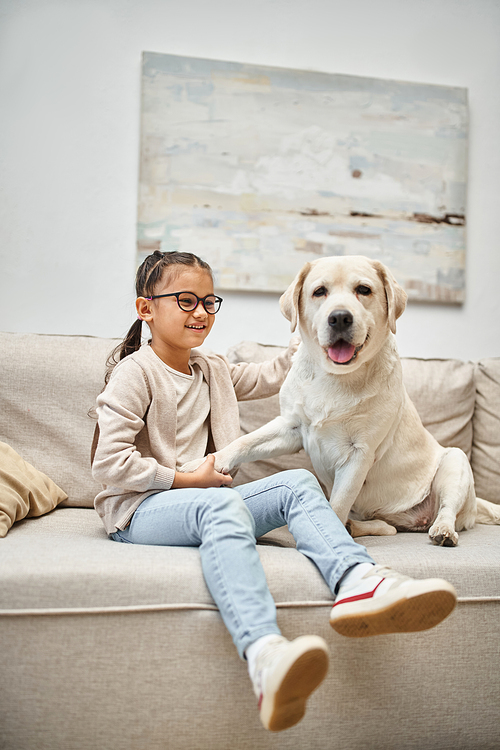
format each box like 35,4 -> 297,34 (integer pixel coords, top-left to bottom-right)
1,0 -> 499,360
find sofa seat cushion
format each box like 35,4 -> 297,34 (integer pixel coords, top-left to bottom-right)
261,523 -> 500,601
0,509 -> 332,612
1,509 -> 499,615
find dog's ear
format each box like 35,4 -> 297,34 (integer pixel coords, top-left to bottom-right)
280,263 -> 311,332
373,261 -> 407,334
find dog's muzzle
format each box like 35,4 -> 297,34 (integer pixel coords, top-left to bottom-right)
326,309 -> 366,365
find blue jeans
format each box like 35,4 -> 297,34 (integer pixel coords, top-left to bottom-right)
111,469 -> 374,658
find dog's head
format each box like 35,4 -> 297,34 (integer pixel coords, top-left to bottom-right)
280,255 -> 407,373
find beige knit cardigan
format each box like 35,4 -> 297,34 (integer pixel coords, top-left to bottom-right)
92,343 -> 295,533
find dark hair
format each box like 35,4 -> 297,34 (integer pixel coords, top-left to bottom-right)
105,250 -> 212,384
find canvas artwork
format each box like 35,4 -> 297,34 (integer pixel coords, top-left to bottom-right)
138,52 -> 468,303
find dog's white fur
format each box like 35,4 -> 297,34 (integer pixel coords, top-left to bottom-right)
182,255 -> 500,545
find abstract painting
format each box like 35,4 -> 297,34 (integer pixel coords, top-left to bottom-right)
138,52 -> 468,302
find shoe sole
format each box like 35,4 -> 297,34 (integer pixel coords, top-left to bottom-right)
329,580 -> 457,638
260,636 -> 329,732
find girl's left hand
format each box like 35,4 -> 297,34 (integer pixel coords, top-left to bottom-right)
174,454 -> 233,489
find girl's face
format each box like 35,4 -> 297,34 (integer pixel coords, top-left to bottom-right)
137,268 -> 217,368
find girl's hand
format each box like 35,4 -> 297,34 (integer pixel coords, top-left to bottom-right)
173,454 -> 233,489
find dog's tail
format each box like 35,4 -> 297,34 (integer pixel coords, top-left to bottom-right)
476,497 -> 500,525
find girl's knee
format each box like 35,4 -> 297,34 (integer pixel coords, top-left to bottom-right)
203,487 -> 256,535
281,468 -> 322,492
278,469 -> 329,516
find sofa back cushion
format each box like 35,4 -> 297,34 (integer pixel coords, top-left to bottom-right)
0,332 -> 118,508
401,358 -> 475,458
227,341 -> 476,488
472,359 -> 500,504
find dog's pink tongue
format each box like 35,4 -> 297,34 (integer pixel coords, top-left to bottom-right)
328,340 -> 356,364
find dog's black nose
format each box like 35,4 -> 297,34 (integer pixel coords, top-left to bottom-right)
328,309 -> 353,331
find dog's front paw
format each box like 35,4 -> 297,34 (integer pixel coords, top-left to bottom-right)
429,522 -> 458,547
179,458 -> 206,473
212,454 -> 233,475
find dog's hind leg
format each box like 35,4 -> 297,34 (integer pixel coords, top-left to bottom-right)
428,448 -> 476,547
475,497 -> 500,524
347,518 -> 397,537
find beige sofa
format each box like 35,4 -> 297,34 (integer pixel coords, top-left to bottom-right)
0,331 -> 499,750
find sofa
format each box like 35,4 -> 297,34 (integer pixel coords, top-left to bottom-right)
0,330 -> 499,750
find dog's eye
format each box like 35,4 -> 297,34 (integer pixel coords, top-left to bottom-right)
313,286 -> 328,298
356,285 -> 372,296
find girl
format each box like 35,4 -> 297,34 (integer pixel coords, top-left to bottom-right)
92,250 -> 457,733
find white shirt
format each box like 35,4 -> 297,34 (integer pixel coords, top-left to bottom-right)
164,361 -> 210,470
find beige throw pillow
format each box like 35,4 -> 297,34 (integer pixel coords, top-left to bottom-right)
0,442 -> 68,537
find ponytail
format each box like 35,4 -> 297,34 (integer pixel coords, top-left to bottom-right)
104,318 -> 144,385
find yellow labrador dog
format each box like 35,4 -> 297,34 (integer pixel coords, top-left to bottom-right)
183,255 -> 500,545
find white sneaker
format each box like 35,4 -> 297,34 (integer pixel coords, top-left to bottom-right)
330,564 -> 457,637
250,635 -> 329,732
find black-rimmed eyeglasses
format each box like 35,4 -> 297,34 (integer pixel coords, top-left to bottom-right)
146,291 -> 223,314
